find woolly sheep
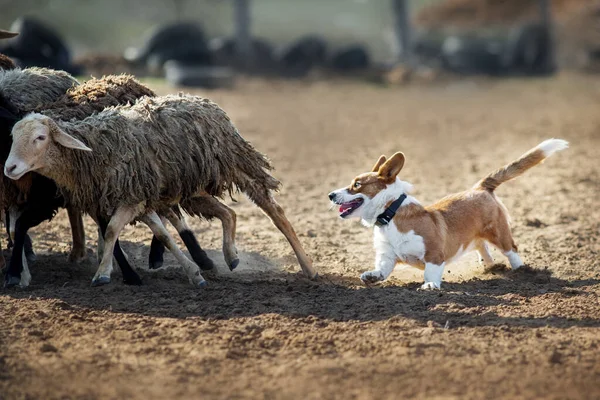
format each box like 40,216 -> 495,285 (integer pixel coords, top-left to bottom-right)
1,71 -> 237,287
0,67 -> 82,286
5,94 -> 317,287
1,72 -> 196,287
40,75 -> 240,272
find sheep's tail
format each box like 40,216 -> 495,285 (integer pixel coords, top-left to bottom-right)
475,139 -> 568,192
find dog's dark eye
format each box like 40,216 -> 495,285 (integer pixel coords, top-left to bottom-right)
353,181 -> 361,189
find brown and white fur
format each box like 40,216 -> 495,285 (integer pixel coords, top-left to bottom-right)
329,139 -> 568,289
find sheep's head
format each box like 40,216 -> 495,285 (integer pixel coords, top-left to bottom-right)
4,113 -> 91,180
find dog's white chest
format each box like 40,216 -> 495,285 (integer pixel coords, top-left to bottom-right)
374,224 -> 426,263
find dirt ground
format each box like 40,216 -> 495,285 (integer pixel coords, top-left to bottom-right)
1,74 -> 600,400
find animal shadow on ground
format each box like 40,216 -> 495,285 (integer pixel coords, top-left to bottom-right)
3,242 -> 599,329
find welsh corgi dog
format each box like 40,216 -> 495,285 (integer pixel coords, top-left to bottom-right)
328,139 -> 568,289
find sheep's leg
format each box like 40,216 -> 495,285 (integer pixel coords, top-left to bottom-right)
4,209 -> 13,249
148,234 -> 165,270
187,196 -> 239,270
149,207 -> 215,271
6,206 -> 35,262
163,207 -> 215,271
96,225 -> 104,263
4,208 -> 47,288
66,206 -> 87,263
95,216 -> 141,286
94,216 -> 130,266
0,236 -> 4,271
92,206 -> 142,286
141,211 -> 207,288
248,191 -> 317,279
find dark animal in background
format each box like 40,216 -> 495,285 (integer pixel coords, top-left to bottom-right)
331,45 -> 370,72
278,35 -> 328,77
507,23 -> 555,76
0,17 -> 81,75
125,22 -> 212,72
209,36 -> 277,73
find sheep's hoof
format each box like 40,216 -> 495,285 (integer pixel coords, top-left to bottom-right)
67,250 -> 86,264
123,274 -> 142,286
197,280 -> 208,289
199,258 -> 215,271
91,276 -> 111,287
25,252 -> 37,263
148,260 -> 164,270
4,274 -> 21,288
229,258 -> 240,271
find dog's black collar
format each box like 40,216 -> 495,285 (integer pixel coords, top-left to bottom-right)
375,194 -> 407,227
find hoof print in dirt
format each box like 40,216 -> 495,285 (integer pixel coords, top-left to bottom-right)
91,276 -> 111,287
484,263 -> 511,274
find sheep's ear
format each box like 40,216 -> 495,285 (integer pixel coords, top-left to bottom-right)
371,155 -> 387,172
53,128 -> 92,152
377,152 -> 405,181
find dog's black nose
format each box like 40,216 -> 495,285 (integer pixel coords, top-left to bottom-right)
328,192 -> 336,201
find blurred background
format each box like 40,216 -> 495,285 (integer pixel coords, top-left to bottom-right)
1,0 -> 600,87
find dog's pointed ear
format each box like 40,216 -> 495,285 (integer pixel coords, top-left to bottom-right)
371,155 -> 387,172
377,152 -> 405,181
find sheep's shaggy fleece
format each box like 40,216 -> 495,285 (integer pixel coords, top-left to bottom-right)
0,67 -> 78,113
0,68 -> 78,208
41,94 -> 280,217
38,74 -> 155,120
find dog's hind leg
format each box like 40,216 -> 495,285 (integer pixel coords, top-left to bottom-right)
476,240 -> 494,269
485,218 -> 524,270
247,189 -> 317,279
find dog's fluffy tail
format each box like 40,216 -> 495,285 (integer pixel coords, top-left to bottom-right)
475,139 -> 568,192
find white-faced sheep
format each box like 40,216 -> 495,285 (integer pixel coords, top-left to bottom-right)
5,94 -> 317,287
1,70 -> 240,287
40,74 -> 241,272
1,72 -> 206,287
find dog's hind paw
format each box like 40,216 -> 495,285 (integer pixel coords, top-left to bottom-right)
360,270 -> 384,285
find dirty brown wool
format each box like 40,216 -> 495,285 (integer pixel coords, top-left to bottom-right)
40,95 -> 279,218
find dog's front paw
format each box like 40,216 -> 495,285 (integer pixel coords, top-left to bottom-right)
419,281 -> 440,290
360,270 -> 384,285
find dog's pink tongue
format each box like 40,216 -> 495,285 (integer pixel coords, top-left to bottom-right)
339,203 -> 351,213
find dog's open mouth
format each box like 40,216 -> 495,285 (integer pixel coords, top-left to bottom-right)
339,198 -> 364,218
